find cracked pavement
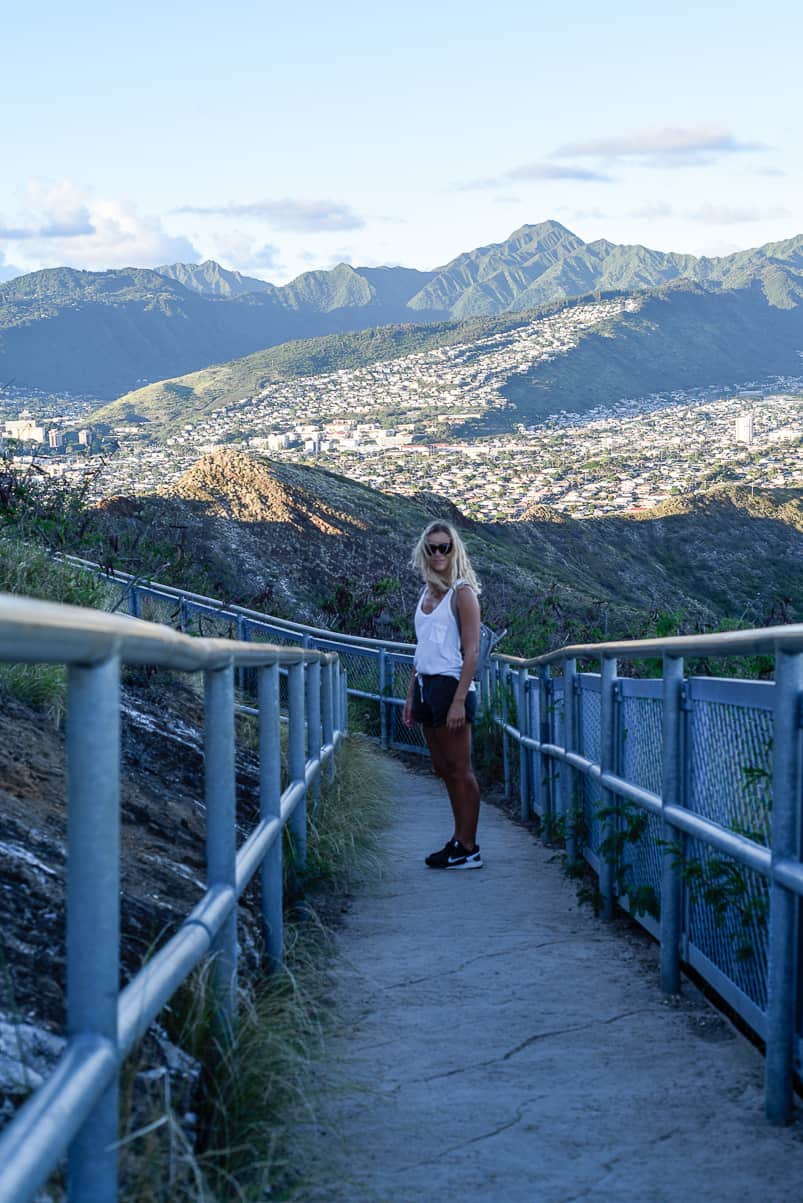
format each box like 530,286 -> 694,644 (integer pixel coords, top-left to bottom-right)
294,758 -> 803,1202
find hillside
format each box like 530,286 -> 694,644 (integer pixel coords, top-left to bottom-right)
0,265 -> 441,398
497,281 -> 803,426
90,449 -> 803,642
92,281 -> 803,440
88,308 -> 546,434
2,222 -> 803,397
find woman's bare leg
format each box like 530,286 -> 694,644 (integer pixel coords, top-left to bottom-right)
423,725 -> 457,839
427,723 -> 480,848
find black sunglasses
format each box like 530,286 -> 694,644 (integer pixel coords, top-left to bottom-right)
425,541 -> 453,556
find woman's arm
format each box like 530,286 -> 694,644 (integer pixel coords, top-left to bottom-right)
447,586 -> 481,728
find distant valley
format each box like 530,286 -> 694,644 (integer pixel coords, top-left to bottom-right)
94,284 -> 803,442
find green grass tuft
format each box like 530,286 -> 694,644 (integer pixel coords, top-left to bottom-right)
0,537 -> 116,719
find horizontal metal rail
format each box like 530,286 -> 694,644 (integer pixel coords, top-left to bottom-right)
495,622 -> 803,666
0,591 -> 347,1203
489,626 -> 803,1126
61,555 -> 416,652
61,556 -> 432,758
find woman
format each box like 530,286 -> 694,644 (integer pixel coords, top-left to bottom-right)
403,520 -> 483,869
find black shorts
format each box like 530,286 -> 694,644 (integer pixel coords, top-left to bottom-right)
412,674 -> 477,728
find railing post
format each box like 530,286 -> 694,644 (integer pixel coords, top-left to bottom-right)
501,663 -> 511,800
528,673 -> 540,817
480,663 -> 492,714
332,658 -> 341,735
341,667 -> 349,735
66,656 -> 121,1203
387,657 -> 396,749
562,657 -> 578,865
306,658 -> 322,810
258,662 -> 283,970
178,597 -> 187,634
765,648 -> 803,1124
539,667 -> 553,831
288,660 -> 307,873
517,669 -> 529,821
599,656 -> 618,920
661,654 -> 685,994
236,615 -> 249,693
322,658 -> 335,782
204,661 -> 237,1040
378,648 -> 388,748
127,586 -> 140,619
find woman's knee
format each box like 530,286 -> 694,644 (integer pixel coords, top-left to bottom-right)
440,755 -> 474,785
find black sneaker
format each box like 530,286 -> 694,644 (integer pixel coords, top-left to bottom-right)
425,838 -> 482,870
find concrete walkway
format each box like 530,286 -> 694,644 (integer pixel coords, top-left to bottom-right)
297,756 -> 803,1203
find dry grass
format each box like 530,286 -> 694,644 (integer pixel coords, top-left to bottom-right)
117,735 -> 392,1202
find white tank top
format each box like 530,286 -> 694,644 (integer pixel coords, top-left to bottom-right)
414,585 -> 475,685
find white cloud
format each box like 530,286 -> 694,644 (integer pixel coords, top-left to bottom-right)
683,202 -> 791,224
552,127 -> 769,168
456,162 -> 610,191
625,200 -> 791,224
628,202 -> 675,219
0,182 -> 200,271
175,198 -> 365,232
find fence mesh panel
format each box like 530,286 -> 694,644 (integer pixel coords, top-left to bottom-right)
618,695 -> 664,918
686,836 -> 770,1012
621,695 -> 663,795
689,699 -> 773,843
683,697 -> 773,1014
577,681 -> 603,859
390,657 -> 428,753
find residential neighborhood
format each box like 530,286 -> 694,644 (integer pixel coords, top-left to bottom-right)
1,296 -> 801,520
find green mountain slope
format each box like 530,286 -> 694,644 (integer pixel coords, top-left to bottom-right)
407,221 -> 588,315
155,259 -> 277,299
90,310 -> 540,434
497,282 -> 803,426
3,223 -> 803,397
91,281 -> 803,439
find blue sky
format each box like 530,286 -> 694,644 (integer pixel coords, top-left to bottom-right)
2,0 -> 800,283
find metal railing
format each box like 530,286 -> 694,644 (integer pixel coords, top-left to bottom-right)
489,625 -> 803,1125
21,560 -> 803,1130
61,557 -> 432,756
0,592 -> 348,1203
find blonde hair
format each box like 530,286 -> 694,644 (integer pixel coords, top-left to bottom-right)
410,520 -> 481,595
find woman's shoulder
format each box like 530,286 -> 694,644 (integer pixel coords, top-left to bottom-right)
451,579 -> 480,611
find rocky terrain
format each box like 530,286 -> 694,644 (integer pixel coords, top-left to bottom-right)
91,449 -> 803,645
0,673 -> 266,1124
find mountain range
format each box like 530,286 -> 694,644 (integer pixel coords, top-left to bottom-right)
2,221 -> 803,398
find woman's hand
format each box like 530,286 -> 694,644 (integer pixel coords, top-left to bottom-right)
403,696 -> 415,727
446,699 -> 466,730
